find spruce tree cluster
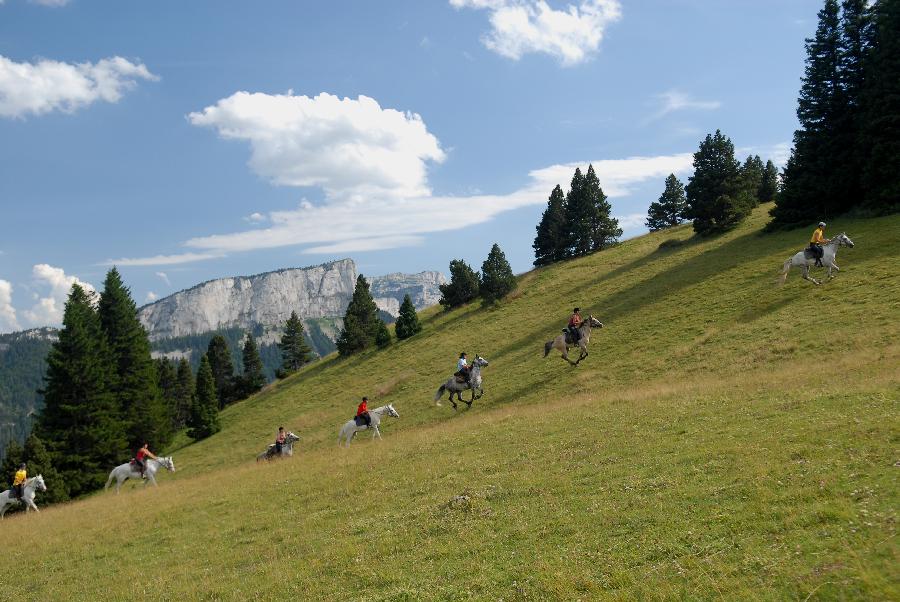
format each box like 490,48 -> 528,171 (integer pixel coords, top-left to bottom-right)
770,0 -> 899,228
394,295 -> 422,340
480,243 -> 517,305
439,260 -> 480,310
206,335 -> 236,408
188,354 -> 220,440
336,275 -> 381,356
645,174 -> 687,231
684,130 -> 756,235
277,311 -> 313,375
1,434 -> 67,506
532,164 -> 621,266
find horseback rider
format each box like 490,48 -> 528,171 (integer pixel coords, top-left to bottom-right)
356,396 -> 371,428
808,222 -> 830,268
12,463 -> 26,501
274,426 -> 287,456
134,442 -> 157,478
455,352 -> 471,385
567,308 -> 583,343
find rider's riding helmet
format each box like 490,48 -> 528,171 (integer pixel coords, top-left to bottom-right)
574,307 -> 580,313
818,221 -> 826,227
460,352 -> 467,358
19,463 -> 26,469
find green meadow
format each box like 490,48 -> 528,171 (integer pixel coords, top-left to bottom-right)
4,205 -> 898,600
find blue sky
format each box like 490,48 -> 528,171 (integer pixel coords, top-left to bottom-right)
0,0 -> 820,333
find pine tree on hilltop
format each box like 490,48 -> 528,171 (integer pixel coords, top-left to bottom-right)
646,173 -> 687,231
859,0 -> 900,213
394,295 -> 422,340
758,160 -> 780,203
533,184 -> 567,267
584,164 -> 622,251
374,319 -> 392,349
562,167 -> 593,257
98,268 -> 169,450
239,334 -> 266,397
337,275 -> 381,356
173,359 -> 194,431
35,283 -> 127,497
480,243 -> 517,305
740,155 -> 765,208
188,354 -> 220,440
685,130 -> 754,235
277,311 -> 313,375
438,260 -> 480,310
206,334 -> 236,408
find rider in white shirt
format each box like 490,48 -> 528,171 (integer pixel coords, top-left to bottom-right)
455,352 -> 470,384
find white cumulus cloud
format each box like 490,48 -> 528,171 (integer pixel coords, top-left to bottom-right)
0,279 -> 20,333
23,264 -> 95,327
188,91 -> 446,201
145,291 -> 159,303
0,55 -> 158,119
451,0 -> 621,66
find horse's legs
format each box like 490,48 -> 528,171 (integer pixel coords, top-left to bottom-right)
373,426 -> 382,440
801,265 -> 820,286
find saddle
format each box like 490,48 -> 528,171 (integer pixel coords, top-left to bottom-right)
563,330 -> 580,345
4,489 -> 21,501
353,416 -> 369,428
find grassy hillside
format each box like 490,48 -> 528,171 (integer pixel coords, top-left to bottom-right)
4,205 -> 898,600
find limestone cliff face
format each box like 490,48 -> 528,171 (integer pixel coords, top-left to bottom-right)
138,259 -> 445,341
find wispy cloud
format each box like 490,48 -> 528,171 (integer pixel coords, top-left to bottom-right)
243,212 -> 266,223
645,89 -> 721,123
0,55 -> 158,119
103,252 -> 223,267
155,271 -> 171,286
451,0 -> 622,66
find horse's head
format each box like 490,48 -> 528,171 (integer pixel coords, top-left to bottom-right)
473,355 -> 489,367
162,457 -> 176,472
33,475 -> 46,491
386,404 -> 400,418
588,315 -> 604,328
836,232 -> 855,248
287,432 -> 301,443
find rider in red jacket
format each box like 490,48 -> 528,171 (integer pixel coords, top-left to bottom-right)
356,397 -> 371,427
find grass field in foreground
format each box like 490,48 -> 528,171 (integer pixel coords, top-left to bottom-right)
2,205 -> 898,600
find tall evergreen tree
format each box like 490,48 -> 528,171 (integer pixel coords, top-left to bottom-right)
336,275 -> 381,356
239,335 -> 266,397
770,0 -> 847,228
206,334 -> 236,408
584,164 -> 622,251
740,155 -> 765,207
646,174 -> 687,230
277,311 -> 313,374
173,359 -> 194,431
685,130 -> 754,235
438,260 -> 480,310
98,268 -> 169,450
562,167 -> 593,257
35,284 -> 127,497
859,0 -> 900,213
188,354 -> 220,440
22,434 -> 67,503
758,159 -> 780,203
154,358 -> 178,435
394,294 -> 422,340
532,184 -> 568,266
374,319 -> 392,349
480,243 -> 517,305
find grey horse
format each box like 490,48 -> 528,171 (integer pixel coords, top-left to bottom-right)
256,431 -> 301,462
434,355 -> 489,409
544,315 -> 603,366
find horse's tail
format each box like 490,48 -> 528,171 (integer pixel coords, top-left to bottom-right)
104,470 -> 114,491
543,340 -> 553,357
778,258 -> 792,286
434,384 -> 446,402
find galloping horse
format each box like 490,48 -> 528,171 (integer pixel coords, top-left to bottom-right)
779,232 -> 855,285
0,475 -> 46,518
337,404 -> 400,447
105,456 -> 176,493
256,431 -> 301,462
544,315 -> 604,366
434,355 -> 489,409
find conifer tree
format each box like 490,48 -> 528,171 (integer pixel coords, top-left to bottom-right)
336,275 -> 381,356
740,155 -> 765,208
438,260 -> 480,310
277,311 -> 313,374
206,334 -> 236,408
394,294 -> 422,340
1,440 -> 23,487
374,320 -> 392,349
480,243 -> 517,305
758,160 -> 780,203
98,268 -> 169,450
685,130 -> 754,235
35,284 -> 127,497
155,358 -> 178,432
239,335 -> 266,397
859,0 -> 900,213
562,167 -> 593,257
532,184 -> 567,266
22,434 -> 67,503
173,359 -> 194,431
584,164 -> 622,251
646,174 -> 687,230
188,354 -> 220,440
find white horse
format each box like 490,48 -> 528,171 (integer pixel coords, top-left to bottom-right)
780,232 -> 855,285
337,404 -> 400,447
104,456 -> 176,493
434,355 -> 489,409
256,431 -> 301,462
0,475 -> 46,518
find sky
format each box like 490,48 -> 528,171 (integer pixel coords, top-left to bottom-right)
0,0 -> 822,333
